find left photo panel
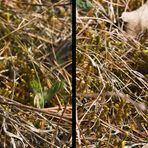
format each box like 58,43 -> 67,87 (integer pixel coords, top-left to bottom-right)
0,1 -> 72,147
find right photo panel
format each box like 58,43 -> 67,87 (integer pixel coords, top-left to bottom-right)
76,0 -> 148,147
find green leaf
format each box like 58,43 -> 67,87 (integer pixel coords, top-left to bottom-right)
76,0 -> 93,11
30,79 -> 42,93
44,81 -> 64,103
31,80 -> 64,108
31,79 -> 44,108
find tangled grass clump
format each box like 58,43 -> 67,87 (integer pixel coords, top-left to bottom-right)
76,0 -> 148,147
0,0 -> 72,147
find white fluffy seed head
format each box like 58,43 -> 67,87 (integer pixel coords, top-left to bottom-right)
121,12 -> 130,22
120,1 -> 148,38
121,11 -> 138,23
